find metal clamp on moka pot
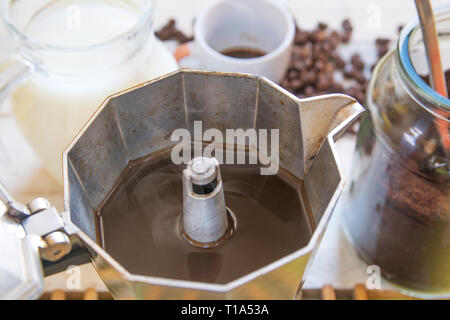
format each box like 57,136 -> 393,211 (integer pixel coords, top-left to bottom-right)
0,70 -> 364,300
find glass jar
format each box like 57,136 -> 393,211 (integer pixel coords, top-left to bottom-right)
344,8 -> 450,297
0,0 -> 177,182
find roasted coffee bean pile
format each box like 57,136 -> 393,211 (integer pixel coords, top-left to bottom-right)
155,18 -> 395,105
281,20 -> 392,104
155,19 -> 193,44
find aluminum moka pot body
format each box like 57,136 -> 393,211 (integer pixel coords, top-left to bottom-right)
0,70 -> 363,299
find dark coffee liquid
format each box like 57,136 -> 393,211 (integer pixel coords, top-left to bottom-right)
96,149 -> 312,284
221,47 -> 266,59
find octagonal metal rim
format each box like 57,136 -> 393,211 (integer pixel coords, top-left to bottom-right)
62,69 -> 362,294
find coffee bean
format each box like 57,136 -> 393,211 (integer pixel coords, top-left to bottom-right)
377,47 -> 389,59
290,79 -> 303,90
351,54 -> 365,71
155,18 -> 194,44
292,45 -> 302,57
314,29 -> 328,42
320,40 -> 332,52
291,60 -> 305,71
331,52 -> 345,69
174,30 -> 193,44
304,85 -> 316,97
287,69 -> 300,80
324,62 -> 334,74
345,86 -> 365,103
295,31 -> 310,45
314,59 -> 325,71
316,74 -> 331,91
318,22 -> 328,30
315,50 -> 329,62
167,19 -> 176,28
155,27 -> 173,41
353,71 -> 367,84
281,79 -> 291,90
298,44 -> 312,59
300,71 -> 317,86
343,69 -> 355,79
329,31 -> 341,49
375,38 -> 390,47
375,38 -> 390,58
342,19 -> 353,32
331,82 -> 344,93
312,43 -> 321,55
304,58 -> 314,69
341,30 -> 352,43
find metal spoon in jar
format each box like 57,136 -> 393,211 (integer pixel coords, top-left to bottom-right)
415,0 -> 448,97
415,0 -> 449,161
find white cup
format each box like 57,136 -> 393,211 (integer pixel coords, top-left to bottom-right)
184,0 -> 295,83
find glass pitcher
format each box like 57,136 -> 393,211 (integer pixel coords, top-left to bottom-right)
0,0 -> 177,183
344,7 -> 450,298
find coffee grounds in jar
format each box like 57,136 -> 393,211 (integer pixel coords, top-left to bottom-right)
345,54 -> 450,293
347,141 -> 450,293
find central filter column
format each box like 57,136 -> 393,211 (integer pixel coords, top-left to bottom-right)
182,157 -> 230,246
